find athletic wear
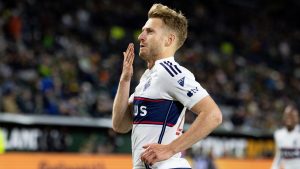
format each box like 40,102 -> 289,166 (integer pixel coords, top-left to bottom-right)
271,125 -> 300,169
129,57 -> 209,169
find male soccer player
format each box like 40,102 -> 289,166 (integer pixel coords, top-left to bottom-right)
112,4 -> 222,169
271,104 -> 300,169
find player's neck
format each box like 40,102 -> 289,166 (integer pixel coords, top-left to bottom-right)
286,125 -> 295,132
147,61 -> 155,69
147,49 -> 175,69
147,55 -> 173,69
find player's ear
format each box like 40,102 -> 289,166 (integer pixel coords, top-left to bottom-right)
165,33 -> 175,47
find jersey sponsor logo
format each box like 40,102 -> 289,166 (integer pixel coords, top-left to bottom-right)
133,97 -> 183,127
177,77 -> 185,87
160,61 -> 182,77
187,87 -> 198,97
280,148 -> 300,159
134,105 -> 147,116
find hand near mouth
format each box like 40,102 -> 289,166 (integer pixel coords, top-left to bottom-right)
121,43 -> 135,82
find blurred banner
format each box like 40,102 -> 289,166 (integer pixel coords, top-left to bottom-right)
0,114 -> 275,158
192,136 -> 275,158
0,114 -> 131,153
215,158 -> 272,169
0,125 -> 274,158
0,125 -> 131,153
0,153 -> 272,169
0,153 -> 132,169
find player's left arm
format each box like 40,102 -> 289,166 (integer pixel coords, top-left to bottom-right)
141,96 -> 222,165
171,95 -> 222,153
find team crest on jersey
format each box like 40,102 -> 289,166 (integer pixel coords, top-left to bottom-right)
177,77 -> 185,87
143,78 -> 151,91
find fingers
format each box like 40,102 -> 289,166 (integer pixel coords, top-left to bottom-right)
151,157 -> 159,165
124,43 -> 131,56
141,146 -> 151,162
123,43 -> 134,64
141,147 -> 157,166
128,45 -> 135,65
123,44 -> 130,61
144,153 -> 156,166
127,43 -> 134,63
142,144 -> 150,149
123,46 -> 129,62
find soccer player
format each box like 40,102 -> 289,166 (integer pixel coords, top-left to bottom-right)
112,4 -> 222,169
271,104 -> 300,169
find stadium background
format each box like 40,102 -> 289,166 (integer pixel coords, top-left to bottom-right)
0,0 -> 299,168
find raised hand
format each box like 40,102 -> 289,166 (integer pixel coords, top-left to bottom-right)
120,43 -> 135,82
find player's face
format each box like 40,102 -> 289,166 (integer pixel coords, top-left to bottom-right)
138,18 -> 167,60
283,106 -> 299,130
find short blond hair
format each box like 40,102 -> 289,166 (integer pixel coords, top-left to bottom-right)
148,4 -> 188,50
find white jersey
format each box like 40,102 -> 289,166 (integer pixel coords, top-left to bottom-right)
271,125 -> 300,169
129,57 -> 209,169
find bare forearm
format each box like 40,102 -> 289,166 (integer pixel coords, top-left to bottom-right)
113,80 -> 130,114
140,108 -> 222,166
112,80 -> 132,133
169,109 -> 222,153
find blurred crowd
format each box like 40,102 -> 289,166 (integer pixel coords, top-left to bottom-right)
0,0 -> 300,133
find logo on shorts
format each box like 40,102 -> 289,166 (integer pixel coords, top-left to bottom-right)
177,77 -> 185,87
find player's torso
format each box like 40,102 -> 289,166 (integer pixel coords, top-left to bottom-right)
276,126 -> 300,169
134,66 -> 165,99
131,58 -> 189,168
131,61 -> 185,147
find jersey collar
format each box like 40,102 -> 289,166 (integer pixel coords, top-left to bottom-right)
154,56 -> 175,65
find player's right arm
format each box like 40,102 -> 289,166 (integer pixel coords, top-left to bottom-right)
112,43 -> 135,133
